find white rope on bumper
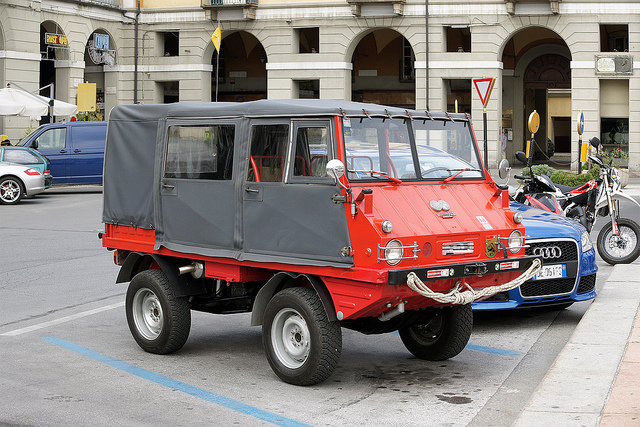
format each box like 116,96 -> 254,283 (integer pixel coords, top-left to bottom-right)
405,258 -> 542,305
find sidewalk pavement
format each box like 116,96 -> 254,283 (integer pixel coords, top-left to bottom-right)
514,176 -> 640,426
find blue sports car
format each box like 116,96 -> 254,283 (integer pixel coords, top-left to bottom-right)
472,201 -> 597,310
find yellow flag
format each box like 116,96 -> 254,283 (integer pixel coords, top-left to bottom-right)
211,27 -> 221,53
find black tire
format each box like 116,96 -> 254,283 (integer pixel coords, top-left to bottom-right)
262,287 -> 342,386
399,304 -> 473,361
0,176 -> 25,205
597,218 -> 640,265
125,269 -> 191,354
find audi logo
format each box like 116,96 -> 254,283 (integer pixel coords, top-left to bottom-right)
533,246 -> 563,259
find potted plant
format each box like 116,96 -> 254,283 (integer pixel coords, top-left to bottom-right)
600,147 -> 629,187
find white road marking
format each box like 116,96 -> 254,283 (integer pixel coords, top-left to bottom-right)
1,302 -> 124,336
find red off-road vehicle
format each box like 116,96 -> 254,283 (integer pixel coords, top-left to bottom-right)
101,100 -> 540,385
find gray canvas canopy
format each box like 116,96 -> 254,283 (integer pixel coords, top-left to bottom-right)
103,99 -> 465,268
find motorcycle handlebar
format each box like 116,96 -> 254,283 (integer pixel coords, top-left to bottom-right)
514,175 -> 529,180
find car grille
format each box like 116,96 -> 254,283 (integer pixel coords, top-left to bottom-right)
520,277 -> 576,297
525,240 -> 577,263
520,239 -> 579,298
577,273 -> 596,294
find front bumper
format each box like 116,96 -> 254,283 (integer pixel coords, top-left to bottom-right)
388,256 -> 540,286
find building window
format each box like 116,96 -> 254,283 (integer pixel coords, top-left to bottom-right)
600,79 -> 629,161
446,26 -> 471,53
296,80 -> 319,99
298,28 -> 319,53
162,31 -> 179,56
445,79 -> 471,113
164,125 -> 235,180
600,24 -> 628,52
400,38 -> 414,82
162,81 -> 179,103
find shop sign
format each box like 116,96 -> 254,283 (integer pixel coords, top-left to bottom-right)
45,33 -> 68,47
596,55 -> 632,75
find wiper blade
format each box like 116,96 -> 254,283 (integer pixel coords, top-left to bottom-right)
443,168 -> 483,183
349,169 -> 402,184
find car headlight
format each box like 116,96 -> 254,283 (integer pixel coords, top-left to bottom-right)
581,230 -> 593,252
384,239 -> 403,265
508,230 -> 524,254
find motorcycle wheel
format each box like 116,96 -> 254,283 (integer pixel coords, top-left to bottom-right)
597,218 -> 640,265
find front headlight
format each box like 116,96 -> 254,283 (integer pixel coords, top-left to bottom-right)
384,239 -> 403,265
508,230 -> 524,254
581,230 -> 593,252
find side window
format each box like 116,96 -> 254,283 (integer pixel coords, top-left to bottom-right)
35,128 -> 66,150
247,124 -> 289,182
164,124 -> 235,180
72,126 -> 106,148
293,124 -> 331,179
4,149 -> 43,165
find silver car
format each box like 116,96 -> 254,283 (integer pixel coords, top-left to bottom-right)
0,162 -> 45,205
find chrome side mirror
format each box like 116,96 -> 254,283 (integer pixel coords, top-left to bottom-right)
326,159 -> 345,182
498,159 -> 511,180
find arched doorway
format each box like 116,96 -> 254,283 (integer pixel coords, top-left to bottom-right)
351,29 -> 415,108
211,31 -> 267,102
84,30 -> 117,119
40,21 -> 68,123
501,27 -> 571,163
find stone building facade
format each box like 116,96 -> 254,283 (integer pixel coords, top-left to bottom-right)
1,0 -> 638,170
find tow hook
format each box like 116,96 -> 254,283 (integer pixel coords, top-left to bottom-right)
378,302 -> 405,322
464,263 -> 488,276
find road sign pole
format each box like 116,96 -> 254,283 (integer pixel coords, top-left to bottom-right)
473,77 -> 495,171
483,107 -> 488,170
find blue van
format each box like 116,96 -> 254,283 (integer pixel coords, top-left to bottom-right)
17,121 -> 107,184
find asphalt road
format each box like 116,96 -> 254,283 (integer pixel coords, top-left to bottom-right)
0,190 -> 633,427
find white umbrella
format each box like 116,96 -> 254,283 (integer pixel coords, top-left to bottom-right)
0,87 -> 78,118
0,98 -> 26,116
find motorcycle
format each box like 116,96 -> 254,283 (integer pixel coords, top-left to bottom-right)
498,137 -> 640,265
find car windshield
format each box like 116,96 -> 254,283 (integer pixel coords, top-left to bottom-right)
342,116 -> 483,182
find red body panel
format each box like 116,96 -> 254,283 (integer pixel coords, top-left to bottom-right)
103,114 -> 529,321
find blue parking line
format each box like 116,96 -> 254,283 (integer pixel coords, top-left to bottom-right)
390,331 -> 521,356
465,343 -> 521,356
40,337 -> 311,427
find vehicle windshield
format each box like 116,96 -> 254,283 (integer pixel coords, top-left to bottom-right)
342,116 -> 484,182
16,126 -> 43,147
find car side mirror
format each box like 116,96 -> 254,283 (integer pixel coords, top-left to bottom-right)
497,159 -> 511,180
31,139 -> 38,150
326,159 -> 345,183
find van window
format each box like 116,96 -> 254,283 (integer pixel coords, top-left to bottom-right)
164,125 -> 235,180
36,128 -> 66,150
247,124 -> 289,182
293,124 -> 331,179
72,125 -> 106,149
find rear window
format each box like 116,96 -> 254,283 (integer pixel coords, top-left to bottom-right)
3,148 -> 44,165
71,125 -> 106,149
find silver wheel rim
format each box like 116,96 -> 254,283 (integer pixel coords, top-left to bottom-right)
0,180 -> 21,203
271,308 -> 310,369
132,288 -> 164,340
604,225 -> 638,259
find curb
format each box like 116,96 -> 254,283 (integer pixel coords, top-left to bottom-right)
514,264 -> 640,425
47,185 -> 103,194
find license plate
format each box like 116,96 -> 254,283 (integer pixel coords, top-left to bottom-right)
533,264 -> 566,280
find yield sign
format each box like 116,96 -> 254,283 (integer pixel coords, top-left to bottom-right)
473,77 -> 496,107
